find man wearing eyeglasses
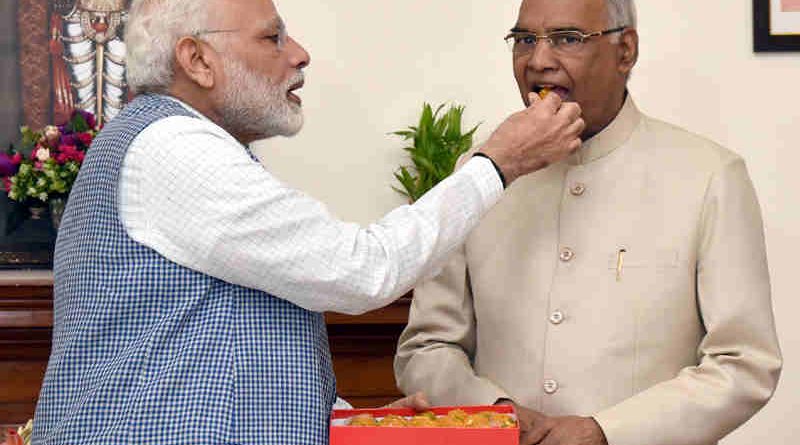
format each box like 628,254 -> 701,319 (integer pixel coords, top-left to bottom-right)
396,1 -> 782,445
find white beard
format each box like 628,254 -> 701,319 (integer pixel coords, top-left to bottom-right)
217,56 -> 304,140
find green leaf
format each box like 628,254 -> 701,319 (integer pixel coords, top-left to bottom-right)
390,102 -> 481,202
391,185 -> 411,199
69,113 -> 90,133
390,130 -> 416,140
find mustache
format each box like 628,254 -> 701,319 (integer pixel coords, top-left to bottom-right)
285,71 -> 305,90
221,55 -> 305,90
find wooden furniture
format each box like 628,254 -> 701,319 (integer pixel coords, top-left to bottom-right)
0,271 -> 410,425
0,272 -> 53,426
327,299 -> 410,408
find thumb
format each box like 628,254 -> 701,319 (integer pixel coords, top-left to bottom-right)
384,392 -> 431,411
527,91 -> 543,107
409,392 -> 431,411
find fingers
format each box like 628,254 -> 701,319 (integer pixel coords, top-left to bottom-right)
557,101 -> 582,122
519,409 -> 548,439
541,91 -> 563,112
522,421 -> 551,445
384,392 -> 430,411
538,432 -> 560,445
568,137 -> 582,153
383,396 -> 409,409
528,92 -> 542,105
566,117 -> 586,138
383,396 -> 408,409
529,91 -> 562,114
407,392 -> 431,411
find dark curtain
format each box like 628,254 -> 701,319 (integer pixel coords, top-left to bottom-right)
0,0 -> 22,146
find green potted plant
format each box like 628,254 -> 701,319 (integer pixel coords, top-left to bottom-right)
392,103 -> 480,202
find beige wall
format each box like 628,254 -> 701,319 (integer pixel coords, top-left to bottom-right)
253,1 -> 799,443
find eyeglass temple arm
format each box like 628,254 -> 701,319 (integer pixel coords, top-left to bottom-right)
593,26 -> 628,37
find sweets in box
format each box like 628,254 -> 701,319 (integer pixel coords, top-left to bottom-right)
331,405 -> 519,445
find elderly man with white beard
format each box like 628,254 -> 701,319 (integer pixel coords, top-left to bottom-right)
30,0 -> 586,444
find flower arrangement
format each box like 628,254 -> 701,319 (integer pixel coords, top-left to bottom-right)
2,420 -> 31,445
392,103 -> 479,202
0,110 -> 96,205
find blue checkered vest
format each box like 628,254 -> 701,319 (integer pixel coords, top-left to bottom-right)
33,94 -> 336,445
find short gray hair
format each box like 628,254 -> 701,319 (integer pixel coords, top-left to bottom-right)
125,0 -> 215,94
606,0 -> 637,29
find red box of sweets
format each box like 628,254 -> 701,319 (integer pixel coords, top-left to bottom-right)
330,405 -> 519,445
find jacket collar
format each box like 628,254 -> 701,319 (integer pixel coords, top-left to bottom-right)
568,94 -> 641,166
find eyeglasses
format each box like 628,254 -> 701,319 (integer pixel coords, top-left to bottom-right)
504,26 -> 626,56
193,28 -> 288,49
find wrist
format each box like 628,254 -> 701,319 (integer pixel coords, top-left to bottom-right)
589,417 -> 609,445
473,152 -> 509,188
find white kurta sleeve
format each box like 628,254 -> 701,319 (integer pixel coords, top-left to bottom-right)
120,116 -> 503,315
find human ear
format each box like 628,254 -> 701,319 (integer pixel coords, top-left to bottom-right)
618,29 -> 639,77
174,36 -> 216,89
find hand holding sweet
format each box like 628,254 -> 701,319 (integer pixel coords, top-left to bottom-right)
479,92 -> 584,185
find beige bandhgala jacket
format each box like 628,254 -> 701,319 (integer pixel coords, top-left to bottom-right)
394,97 -> 782,445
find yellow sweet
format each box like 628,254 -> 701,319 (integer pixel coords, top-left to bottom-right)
465,413 -> 492,428
409,414 -> 438,427
347,414 -> 377,426
487,411 -> 517,428
345,409 -> 517,428
538,87 -> 551,99
377,414 -> 408,427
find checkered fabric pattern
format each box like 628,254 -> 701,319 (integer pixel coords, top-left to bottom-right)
32,94 -> 336,445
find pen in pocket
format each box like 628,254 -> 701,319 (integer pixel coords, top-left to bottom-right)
616,248 -> 626,282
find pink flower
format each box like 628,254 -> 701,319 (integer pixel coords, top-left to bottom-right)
58,144 -> 77,154
2,177 -> 11,192
11,153 -> 22,165
76,132 -> 93,147
57,145 -> 80,162
34,161 -> 43,169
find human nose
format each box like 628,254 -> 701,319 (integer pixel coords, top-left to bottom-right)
527,38 -> 558,72
286,35 -> 310,70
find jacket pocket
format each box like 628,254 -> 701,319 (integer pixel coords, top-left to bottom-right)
606,248 -> 680,270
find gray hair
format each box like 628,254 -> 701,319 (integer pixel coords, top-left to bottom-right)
125,0 -> 216,94
606,0 -> 637,29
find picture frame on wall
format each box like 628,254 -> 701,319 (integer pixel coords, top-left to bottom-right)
0,0 -> 131,269
754,0 -> 800,51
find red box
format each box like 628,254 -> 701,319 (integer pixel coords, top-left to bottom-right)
330,405 -> 519,445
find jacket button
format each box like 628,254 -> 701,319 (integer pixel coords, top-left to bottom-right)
543,379 -> 559,394
549,310 -> 565,325
559,247 -> 575,262
570,183 -> 586,196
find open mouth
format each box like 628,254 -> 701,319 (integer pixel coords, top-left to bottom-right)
287,80 -> 304,105
532,84 -> 570,101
